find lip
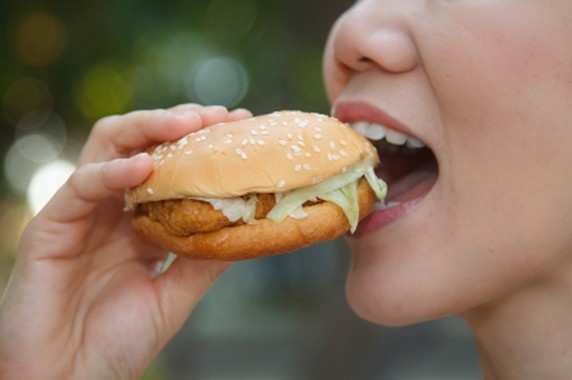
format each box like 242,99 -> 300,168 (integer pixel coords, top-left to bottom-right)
333,100 -> 419,141
334,100 -> 436,236
352,175 -> 435,237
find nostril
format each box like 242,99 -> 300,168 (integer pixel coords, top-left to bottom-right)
355,57 -> 376,71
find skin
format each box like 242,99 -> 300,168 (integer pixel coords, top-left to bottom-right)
323,0 -> 572,379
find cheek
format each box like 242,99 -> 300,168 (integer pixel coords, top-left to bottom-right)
427,5 -> 572,117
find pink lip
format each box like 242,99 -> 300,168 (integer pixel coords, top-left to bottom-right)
352,176 -> 435,237
333,101 -> 416,138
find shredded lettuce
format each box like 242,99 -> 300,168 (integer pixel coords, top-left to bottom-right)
266,156 -> 387,232
319,181 -> 360,233
194,156 -> 387,232
364,166 -> 388,200
192,195 -> 258,223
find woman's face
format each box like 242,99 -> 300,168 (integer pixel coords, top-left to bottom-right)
324,0 -> 572,325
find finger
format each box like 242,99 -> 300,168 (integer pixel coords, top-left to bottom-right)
79,110 -> 203,165
40,152 -> 154,224
154,257 -> 231,334
168,104 -> 230,125
79,105 -> 251,165
228,108 -> 254,121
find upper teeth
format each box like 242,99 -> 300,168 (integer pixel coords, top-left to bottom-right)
351,121 -> 425,149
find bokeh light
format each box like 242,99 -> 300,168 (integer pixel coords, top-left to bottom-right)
15,134 -> 60,164
14,11 -> 67,67
15,112 -> 67,153
191,56 -> 249,107
27,160 -> 75,215
4,142 -> 43,194
3,77 -> 53,127
75,62 -> 133,120
0,204 -> 30,256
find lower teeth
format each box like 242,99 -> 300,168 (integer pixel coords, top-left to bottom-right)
373,201 -> 401,211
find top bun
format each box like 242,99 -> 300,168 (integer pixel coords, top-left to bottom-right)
126,110 -> 377,206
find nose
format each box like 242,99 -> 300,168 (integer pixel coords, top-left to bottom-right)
324,1 -> 419,98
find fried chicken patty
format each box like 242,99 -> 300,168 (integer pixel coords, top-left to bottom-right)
133,193 -> 282,236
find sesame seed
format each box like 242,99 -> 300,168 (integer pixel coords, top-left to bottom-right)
250,130 -> 258,135
257,139 -> 265,146
303,163 -> 311,171
278,180 -> 286,188
278,139 -> 288,146
146,187 -> 155,195
184,150 -> 193,155
314,133 -> 322,140
327,153 -> 341,162
340,149 -> 348,157
329,141 -> 337,149
286,153 -> 294,160
290,145 -> 302,154
294,164 -> 302,172
177,137 -> 189,147
313,146 -> 321,153
340,139 -> 348,146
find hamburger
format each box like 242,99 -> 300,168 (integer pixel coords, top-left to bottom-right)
126,110 -> 387,260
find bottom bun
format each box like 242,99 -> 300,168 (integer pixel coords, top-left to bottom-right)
131,180 -> 376,260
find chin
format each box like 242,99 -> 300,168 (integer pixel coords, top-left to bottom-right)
345,268 -> 427,326
343,238 -> 470,327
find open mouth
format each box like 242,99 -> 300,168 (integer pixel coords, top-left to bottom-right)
351,121 -> 438,209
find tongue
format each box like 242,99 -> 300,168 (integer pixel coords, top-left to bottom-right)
382,161 -> 438,203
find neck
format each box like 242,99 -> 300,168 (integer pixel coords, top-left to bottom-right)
463,274 -> 572,380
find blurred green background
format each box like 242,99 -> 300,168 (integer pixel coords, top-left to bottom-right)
1,1 -> 481,379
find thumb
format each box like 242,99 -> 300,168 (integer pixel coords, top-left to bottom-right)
154,257 -> 231,335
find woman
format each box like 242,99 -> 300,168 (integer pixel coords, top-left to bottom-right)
2,1 -> 572,378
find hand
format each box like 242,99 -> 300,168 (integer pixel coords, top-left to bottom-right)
0,104 -> 252,380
